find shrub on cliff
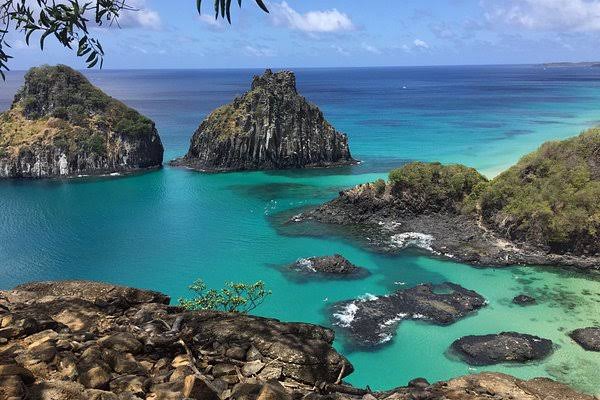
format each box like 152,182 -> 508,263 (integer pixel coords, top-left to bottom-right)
388,162 -> 487,212
179,279 -> 272,313
478,129 -> 600,254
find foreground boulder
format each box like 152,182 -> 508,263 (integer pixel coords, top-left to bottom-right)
0,65 -> 164,178
450,332 -> 553,365
331,282 -> 486,347
171,69 -> 356,172
0,281 -> 593,400
570,327 -> 600,351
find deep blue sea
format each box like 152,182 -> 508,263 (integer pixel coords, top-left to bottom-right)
1,66 -> 599,393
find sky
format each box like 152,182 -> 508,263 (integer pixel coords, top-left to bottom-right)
6,0 -> 600,70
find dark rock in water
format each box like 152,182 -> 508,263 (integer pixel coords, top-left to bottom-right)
513,294 -> 537,305
288,254 -> 369,279
331,282 -> 486,347
569,327 -> 600,351
0,65 -> 164,178
170,69 -> 356,172
451,332 -> 553,365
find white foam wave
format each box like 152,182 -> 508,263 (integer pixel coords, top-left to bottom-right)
332,303 -> 359,327
295,258 -> 316,272
390,232 -> 434,251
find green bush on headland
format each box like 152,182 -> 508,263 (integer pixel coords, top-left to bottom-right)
388,161 -> 487,212
379,129 -> 600,255
479,129 -> 600,254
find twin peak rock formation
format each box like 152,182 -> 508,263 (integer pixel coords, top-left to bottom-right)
0,66 -> 354,178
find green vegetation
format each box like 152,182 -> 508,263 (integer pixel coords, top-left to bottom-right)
388,161 -> 487,211
179,279 -> 272,313
379,130 -> 600,255
478,129 -> 600,254
0,65 -> 156,159
373,178 -> 386,195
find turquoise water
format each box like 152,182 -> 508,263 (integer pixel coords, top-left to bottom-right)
1,66 -> 600,394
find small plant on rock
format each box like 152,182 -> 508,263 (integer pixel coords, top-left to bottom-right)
179,279 -> 271,314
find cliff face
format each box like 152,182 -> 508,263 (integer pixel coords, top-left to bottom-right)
0,281 -> 594,400
0,65 -> 164,178
171,69 -> 355,172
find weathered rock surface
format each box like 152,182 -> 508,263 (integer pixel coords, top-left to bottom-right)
0,281 -> 594,400
288,254 -> 369,279
450,332 -> 554,365
513,294 -> 537,306
0,65 -> 163,179
569,327 -> 600,351
170,69 -> 355,172
330,283 -> 486,347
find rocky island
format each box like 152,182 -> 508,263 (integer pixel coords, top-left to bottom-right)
0,280 -> 594,400
450,332 -> 554,366
0,65 -> 164,178
331,282 -> 486,347
286,254 -> 369,280
170,69 -> 356,172
294,130 -> 600,271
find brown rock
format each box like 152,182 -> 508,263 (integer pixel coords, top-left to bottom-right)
212,363 -> 236,377
182,375 -> 220,400
0,364 -> 34,384
259,365 -> 282,380
257,381 -> 292,400
242,360 -> 265,377
98,333 -> 143,354
109,375 -> 147,396
169,366 -> 193,382
0,375 -> 25,399
231,382 -> 263,400
170,354 -> 190,368
79,366 -> 111,389
28,381 -> 86,400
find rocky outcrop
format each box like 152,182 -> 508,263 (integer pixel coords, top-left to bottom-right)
450,332 -> 554,366
0,281 -> 594,400
170,69 -> 355,172
287,255 -> 369,280
569,327 -> 600,351
292,153 -> 600,271
0,65 -> 163,179
330,283 -> 486,347
513,294 -> 537,306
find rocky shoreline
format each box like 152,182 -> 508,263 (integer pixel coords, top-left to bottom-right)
286,255 -> 369,280
0,280 -> 596,400
293,179 -> 600,272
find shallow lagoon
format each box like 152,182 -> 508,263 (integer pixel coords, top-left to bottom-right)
1,66 -> 599,394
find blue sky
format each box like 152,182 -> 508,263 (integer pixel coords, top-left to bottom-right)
6,0 -> 600,69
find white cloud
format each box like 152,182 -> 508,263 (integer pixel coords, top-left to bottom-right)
244,45 -> 275,57
118,0 -> 161,30
197,15 -> 225,30
361,43 -> 382,54
483,0 -> 600,32
331,45 -> 350,55
270,2 -> 355,33
413,39 -> 430,49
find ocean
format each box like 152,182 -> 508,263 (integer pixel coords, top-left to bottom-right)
1,66 -> 599,394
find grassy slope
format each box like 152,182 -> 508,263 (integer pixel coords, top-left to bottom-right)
0,65 -> 154,158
